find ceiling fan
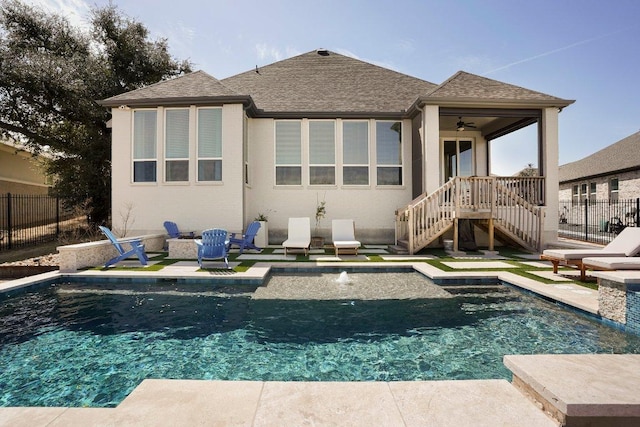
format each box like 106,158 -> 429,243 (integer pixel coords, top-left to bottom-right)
456,117 -> 476,131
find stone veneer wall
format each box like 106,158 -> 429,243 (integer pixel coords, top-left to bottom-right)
598,279 -> 627,324
57,234 -> 165,272
598,278 -> 640,335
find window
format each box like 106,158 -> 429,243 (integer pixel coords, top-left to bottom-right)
580,183 -> 587,200
275,120 -> 302,185
197,108 -> 222,181
443,139 -> 474,181
572,184 -> 579,204
133,110 -> 157,182
376,121 -> 402,185
610,178 -> 619,202
309,121 -> 335,185
343,121 -> 369,185
589,182 -> 597,201
165,109 -> 189,182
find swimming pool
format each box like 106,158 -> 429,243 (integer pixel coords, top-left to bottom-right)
2,272 -> 640,408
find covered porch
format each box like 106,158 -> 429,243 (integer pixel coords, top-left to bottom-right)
401,74 -> 573,254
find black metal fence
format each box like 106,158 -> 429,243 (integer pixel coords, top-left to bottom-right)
0,193 -> 78,251
558,198 -> 640,245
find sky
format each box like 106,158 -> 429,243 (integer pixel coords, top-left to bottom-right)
23,0 -> 640,176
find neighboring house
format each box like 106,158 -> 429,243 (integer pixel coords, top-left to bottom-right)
0,138 -> 51,195
559,131 -> 640,202
100,49 -> 573,252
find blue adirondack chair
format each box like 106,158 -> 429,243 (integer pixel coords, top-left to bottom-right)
228,221 -> 262,254
99,226 -> 149,267
163,221 -> 194,238
195,229 -> 230,269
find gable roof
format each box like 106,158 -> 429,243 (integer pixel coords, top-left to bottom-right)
221,50 -> 437,117
419,71 -> 574,108
100,70 -> 249,107
559,131 -> 640,183
99,50 -> 574,115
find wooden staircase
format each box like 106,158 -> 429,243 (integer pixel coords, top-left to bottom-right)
395,176 -> 545,254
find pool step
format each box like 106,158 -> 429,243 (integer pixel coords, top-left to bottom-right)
440,284 -> 506,295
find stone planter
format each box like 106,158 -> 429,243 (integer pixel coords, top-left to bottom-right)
167,238 -> 198,259
254,221 -> 268,247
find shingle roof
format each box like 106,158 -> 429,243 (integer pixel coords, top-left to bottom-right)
422,71 -> 573,107
100,71 -> 243,106
99,50 -> 574,113
558,131 -> 640,183
221,50 -> 437,115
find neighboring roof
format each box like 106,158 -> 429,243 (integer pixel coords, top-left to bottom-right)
221,49 -> 437,116
558,131 -> 640,183
100,71 -> 248,107
419,71 -> 574,108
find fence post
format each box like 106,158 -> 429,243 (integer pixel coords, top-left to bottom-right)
636,198 -> 640,227
7,192 -> 12,249
584,198 -> 589,241
56,196 -> 60,236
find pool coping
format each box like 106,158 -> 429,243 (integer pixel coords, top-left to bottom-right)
1,260 -> 601,318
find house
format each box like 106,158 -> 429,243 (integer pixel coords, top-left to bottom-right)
0,138 -> 51,195
559,131 -> 640,202
100,49 -> 574,253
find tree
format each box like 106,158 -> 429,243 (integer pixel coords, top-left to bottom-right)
0,0 -> 191,226
518,163 -> 538,177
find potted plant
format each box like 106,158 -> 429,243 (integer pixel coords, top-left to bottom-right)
311,195 -> 326,248
254,213 -> 269,247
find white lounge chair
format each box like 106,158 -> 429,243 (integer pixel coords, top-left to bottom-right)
582,256 -> 640,272
282,217 -> 311,256
540,227 -> 640,280
332,219 -> 361,255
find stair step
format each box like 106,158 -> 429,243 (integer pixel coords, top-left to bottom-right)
387,245 -> 409,254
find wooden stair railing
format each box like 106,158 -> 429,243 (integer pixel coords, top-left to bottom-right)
395,178 -> 456,254
395,177 -> 545,254
493,181 -> 545,252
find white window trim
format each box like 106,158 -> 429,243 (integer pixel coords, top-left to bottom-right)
375,120 -> 404,187
164,107 -> 191,184
195,107 -> 223,184
308,119 -> 337,187
131,108 -> 159,185
274,119 -> 303,187
341,119 -> 370,187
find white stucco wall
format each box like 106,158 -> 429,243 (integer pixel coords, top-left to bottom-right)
244,118 -> 413,243
110,104 -> 245,236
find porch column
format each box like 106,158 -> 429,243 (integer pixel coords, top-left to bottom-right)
422,105 -> 440,194
541,107 -> 560,248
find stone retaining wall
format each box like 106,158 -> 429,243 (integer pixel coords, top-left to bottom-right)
598,277 -> 640,335
57,234 -> 165,272
598,279 -> 627,324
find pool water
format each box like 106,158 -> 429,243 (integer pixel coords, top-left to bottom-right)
2,274 -> 640,408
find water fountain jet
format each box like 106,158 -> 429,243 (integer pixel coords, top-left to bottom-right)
336,271 -> 351,285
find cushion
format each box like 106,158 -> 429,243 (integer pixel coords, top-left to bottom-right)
583,257 -> 640,270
